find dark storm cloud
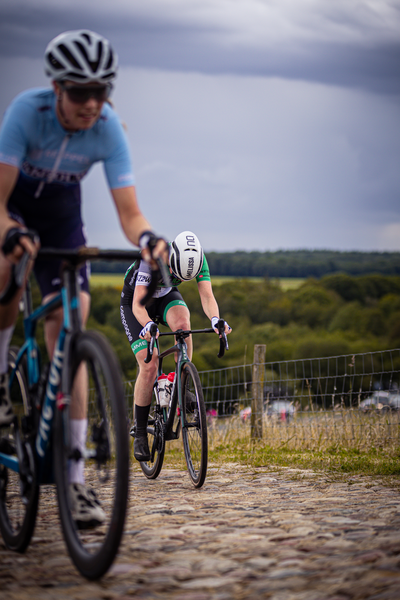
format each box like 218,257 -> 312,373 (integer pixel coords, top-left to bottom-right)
0,1 -> 399,95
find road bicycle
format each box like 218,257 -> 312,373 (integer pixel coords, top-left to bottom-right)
132,319 -> 228,488
0,244 -> 165,580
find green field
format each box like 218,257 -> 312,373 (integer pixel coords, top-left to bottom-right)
90,273 -> 305,291
91,273 -> 124,288
277,277 -> 306,290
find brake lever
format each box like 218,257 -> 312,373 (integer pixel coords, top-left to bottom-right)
0,230 -> 39,305
217,318 -> 229,358
156,257 -> 171,289
144,323 -> 158,364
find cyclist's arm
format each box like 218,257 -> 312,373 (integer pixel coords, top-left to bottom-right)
0,163 -> 37,262
111,185 -> 152,247
197,279 -> 220,321
197,279 -> 232,335
111,186 -> 167,264
131,282 -> 156,341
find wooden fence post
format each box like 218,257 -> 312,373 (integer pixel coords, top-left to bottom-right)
251,344 -> 266,440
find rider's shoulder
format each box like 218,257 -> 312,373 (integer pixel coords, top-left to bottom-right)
6,88 -> 54,120
96,101 -> 125,134
11,87 -> 53,107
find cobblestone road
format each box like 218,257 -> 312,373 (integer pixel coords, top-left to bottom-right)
1,463 -> 400,600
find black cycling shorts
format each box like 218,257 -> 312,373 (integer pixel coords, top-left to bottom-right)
120,285 -> 188,355
7,174 -> 89,297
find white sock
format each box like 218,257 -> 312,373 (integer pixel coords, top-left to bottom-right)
0,326 -> 15,374
68,418 -> 88,485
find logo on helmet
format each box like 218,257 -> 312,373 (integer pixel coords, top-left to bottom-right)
187,257 -> 195,278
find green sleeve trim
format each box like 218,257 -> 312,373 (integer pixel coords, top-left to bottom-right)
131,338 -> 148,355
196,254 -> 211,282
163,299 -> 188,324
124,260 -> 138,282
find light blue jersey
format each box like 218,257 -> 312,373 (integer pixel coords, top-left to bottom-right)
0,88 -> 135,190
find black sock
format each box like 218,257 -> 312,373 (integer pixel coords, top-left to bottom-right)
135,404 -> 150,436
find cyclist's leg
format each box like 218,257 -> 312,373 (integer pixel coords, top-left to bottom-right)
166,305 -> 192,356
132,347 -> 158,460
163,292 -> 193,359
32,206 -> 104,524
120,293 -> 158,461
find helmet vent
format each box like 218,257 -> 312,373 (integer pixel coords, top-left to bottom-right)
47,52 -> 64,71
105,49 -> 114,71
58,44 -> 82,69
74,40 -> 103,73
81,32 -> 92,45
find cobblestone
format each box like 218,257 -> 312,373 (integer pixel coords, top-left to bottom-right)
1,463 -> 400,599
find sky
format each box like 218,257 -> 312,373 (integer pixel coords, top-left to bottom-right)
0,0 -> 399,253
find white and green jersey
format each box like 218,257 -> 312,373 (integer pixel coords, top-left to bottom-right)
124,254 -> 211,298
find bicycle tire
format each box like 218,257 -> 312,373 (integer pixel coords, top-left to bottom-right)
139,389 -> 165,480
181,362 -> 208,488
0,347 -> 39,552
53,331 -> 129,580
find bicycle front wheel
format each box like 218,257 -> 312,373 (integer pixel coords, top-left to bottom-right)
0,347 -> 39,552
139,387 -> 165,479
181,362 -> 208,488
53,331 -> 129,580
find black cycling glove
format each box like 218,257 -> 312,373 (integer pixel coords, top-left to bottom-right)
2,227 -> 39,256
139,230 -> 167,259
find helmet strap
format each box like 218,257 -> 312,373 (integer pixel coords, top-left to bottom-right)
56,89 -> 79,132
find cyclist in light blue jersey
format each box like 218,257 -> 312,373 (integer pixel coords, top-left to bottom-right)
0,30 -> 167,526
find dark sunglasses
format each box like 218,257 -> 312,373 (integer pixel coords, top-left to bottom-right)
59,83 -> 113,104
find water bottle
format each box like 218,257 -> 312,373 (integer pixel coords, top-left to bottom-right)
164,372 -> 175,407
157,373 -> 168,406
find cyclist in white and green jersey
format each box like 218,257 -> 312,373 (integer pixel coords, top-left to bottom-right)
120,230 -> 231,462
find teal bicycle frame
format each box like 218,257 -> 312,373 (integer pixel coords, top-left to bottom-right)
0,266 -> 81,484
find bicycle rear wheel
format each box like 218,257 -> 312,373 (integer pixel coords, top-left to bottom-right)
53,331 -> 129,580
181,362 -> 208,488
0,347 -> 39,552
139,390 -> 165,480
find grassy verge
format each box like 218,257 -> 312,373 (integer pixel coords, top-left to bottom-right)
139,423 -> 400,487
210,442 -> 400,478
160,443 -> 400,479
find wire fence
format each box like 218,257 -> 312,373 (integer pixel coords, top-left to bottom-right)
123,348 -> 400,453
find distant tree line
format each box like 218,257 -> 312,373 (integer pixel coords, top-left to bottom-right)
91,250 -> 400,278
206,250 -> 400,278
11,271 -> 400,385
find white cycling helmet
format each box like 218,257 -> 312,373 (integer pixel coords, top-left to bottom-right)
44,30 -> 118,83
170,231 -> 204,281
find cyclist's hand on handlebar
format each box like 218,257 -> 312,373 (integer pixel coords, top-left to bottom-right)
0,228 -> 40,305
139,230 -> 169,268
1,227 -> 40,264
139,320 -> 159,342
211,316 -> 232,336
138,231 -> 171,304
211,317 -> 230,358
